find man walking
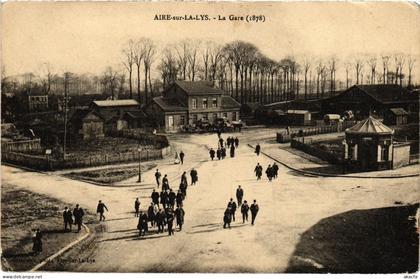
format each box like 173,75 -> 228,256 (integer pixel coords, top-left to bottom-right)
155,169 -> 162,187
209,148 -> 215,160
147,202 -> 156,227
174,205 -> 185,231
223,207 -> 232,229
63,207 -> 73,231
179,150 -> 185,165
134,198 -> 141,217
96,200 -> 108,221
234,137 -> 239,148
179,182 -> 187,198
230,144 -> 235,158
162,174 -> 170,191
272,162 -> 279,179
250,200 -> 259,225
168,189 -> 176,208
236,186 -> 244,206
151,189 -> 159,206
255,143 -> 261,156
241,200 -> 249,223
266,165 -> 273,182
227,198 -> 237,222
137,211 -> 148,237
73,204 -> 85,232
190,168 -> 198,185
181,171 -> 188,187
254,163 -> 263,180
155,209 -> 166,234
166,208 -> 175,236
176,190 -> 184,207
216,148 -> 221,160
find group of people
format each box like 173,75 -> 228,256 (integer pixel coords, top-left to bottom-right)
62,204 -> 86,233
223,185 -> 260,229
254,162 -> 279,181
155,168 -> 198,190
209,135 -> 241,161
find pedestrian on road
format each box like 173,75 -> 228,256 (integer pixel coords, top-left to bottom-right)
223,207 -> 232,229
254,163 -> 263,180
236,186 -> 244,206
97,200 -> 108,221
221,147 -> 226,159
155,169 -> 162,187
190,168 -> 198,185
156,209 -> 166,233
219,137 -> 224,148
234,137 -> 239,148
137,211 -> 148,237
216,148 -> 221,160
226,137 -> 232,148
160,190 -> 168,208
227,198 -> 237,222
73,204 -> 85,232
166,208 -> 175,236
63,207 -> 73,232
179,182 -> 187,198
250,200 -> 259,225
32,228 -> 43,254
230,145 -> 235,158
179,150 -> 185,165
168,189 -> 176,208
176,190 -> 184,207
266,165 -> 273,182
134,198 -> 141,217
151,189 -> 159,205
174,205 -> 185,231
255,143 -> 261,156
147,203 -> 156,227
217,129 -> 221,138
162,174 -> 170,191
181,171 -> 188,186
272,163 -> 279,179
241,200 -> 249,223
209,148 -> 215,160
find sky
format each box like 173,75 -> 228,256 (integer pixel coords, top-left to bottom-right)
1,1 -> 420,80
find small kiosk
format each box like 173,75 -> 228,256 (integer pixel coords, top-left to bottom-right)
343,116 -> 394,172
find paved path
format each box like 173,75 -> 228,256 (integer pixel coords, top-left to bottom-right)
2,130 -> 419,272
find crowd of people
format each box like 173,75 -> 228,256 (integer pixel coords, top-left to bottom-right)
223,185 -> 260,229
254,162 -> 279,181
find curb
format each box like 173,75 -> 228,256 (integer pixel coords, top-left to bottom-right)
30,224 -> 91,272
247,144 -> 419,179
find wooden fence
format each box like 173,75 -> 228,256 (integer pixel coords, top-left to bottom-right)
1,138 -> 42,153
277,121 -> 356,143
2,146 -> 171,171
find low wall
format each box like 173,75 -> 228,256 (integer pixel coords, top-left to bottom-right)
2,146 -> 172,171
291,138 -> 342,164
109,129 -> 169,148
393,143 -> 411,169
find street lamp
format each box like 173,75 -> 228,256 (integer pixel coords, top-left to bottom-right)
137,147 -> 142,182
45,149 -> 52,170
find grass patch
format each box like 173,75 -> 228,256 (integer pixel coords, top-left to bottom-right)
1,183 -> 96,271
65,162 -> 157,184
310,139 -> 344,159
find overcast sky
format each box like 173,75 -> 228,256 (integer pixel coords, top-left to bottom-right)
2,2 -> 419,79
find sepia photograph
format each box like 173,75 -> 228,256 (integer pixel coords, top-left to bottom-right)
1,1 -> 419,275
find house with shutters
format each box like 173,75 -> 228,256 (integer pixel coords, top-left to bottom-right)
145,81 -> 241,132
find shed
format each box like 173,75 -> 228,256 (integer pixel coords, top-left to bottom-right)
384,108 -> 409,126
286,110 -> 312,126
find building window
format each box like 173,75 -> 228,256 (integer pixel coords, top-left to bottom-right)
212,98 -> 217,108
192,98 -> 197,110
180,115 -> 185,125
203,114 -> 208,121
379,145 -> 389,161
202,98 -> 208,109
168,116 -> 174,127
232,112 -> 237,121
192,114 -> 197,123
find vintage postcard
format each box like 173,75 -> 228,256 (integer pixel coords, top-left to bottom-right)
1,1 -> 419,276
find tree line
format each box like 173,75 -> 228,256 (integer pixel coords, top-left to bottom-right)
2,39 -> 417,105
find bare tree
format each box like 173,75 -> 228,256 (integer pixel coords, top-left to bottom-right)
158,47 -> 179,88
176,40 -> 190,81
134,39 -> 145,101
394,54 -> 405,86
142,38 -> 156,103
407,55 -> 416,88
187,40 -> 200,82
381,55 -> 390,84
38,62 -> 55,95
327,57 -> 337,95
122,39 -> 136,99
302,56 -> 311,100
102,66 -> 119,99
367,56 -> 377,84
354,57 -> 364,84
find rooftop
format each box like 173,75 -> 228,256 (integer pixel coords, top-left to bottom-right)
345,116 -> 394,135
389,108 -> 409,116
221,95 -> 241,109
350,84 -> 415,104
174,81 -> 225,95
92,99 -> 140,107
153,96 -> 187,112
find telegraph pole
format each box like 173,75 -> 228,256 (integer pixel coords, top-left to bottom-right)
63,73 -> 70,160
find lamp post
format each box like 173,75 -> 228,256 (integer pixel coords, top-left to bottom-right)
137,147 -> 142,182
45,149 -> 52,170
